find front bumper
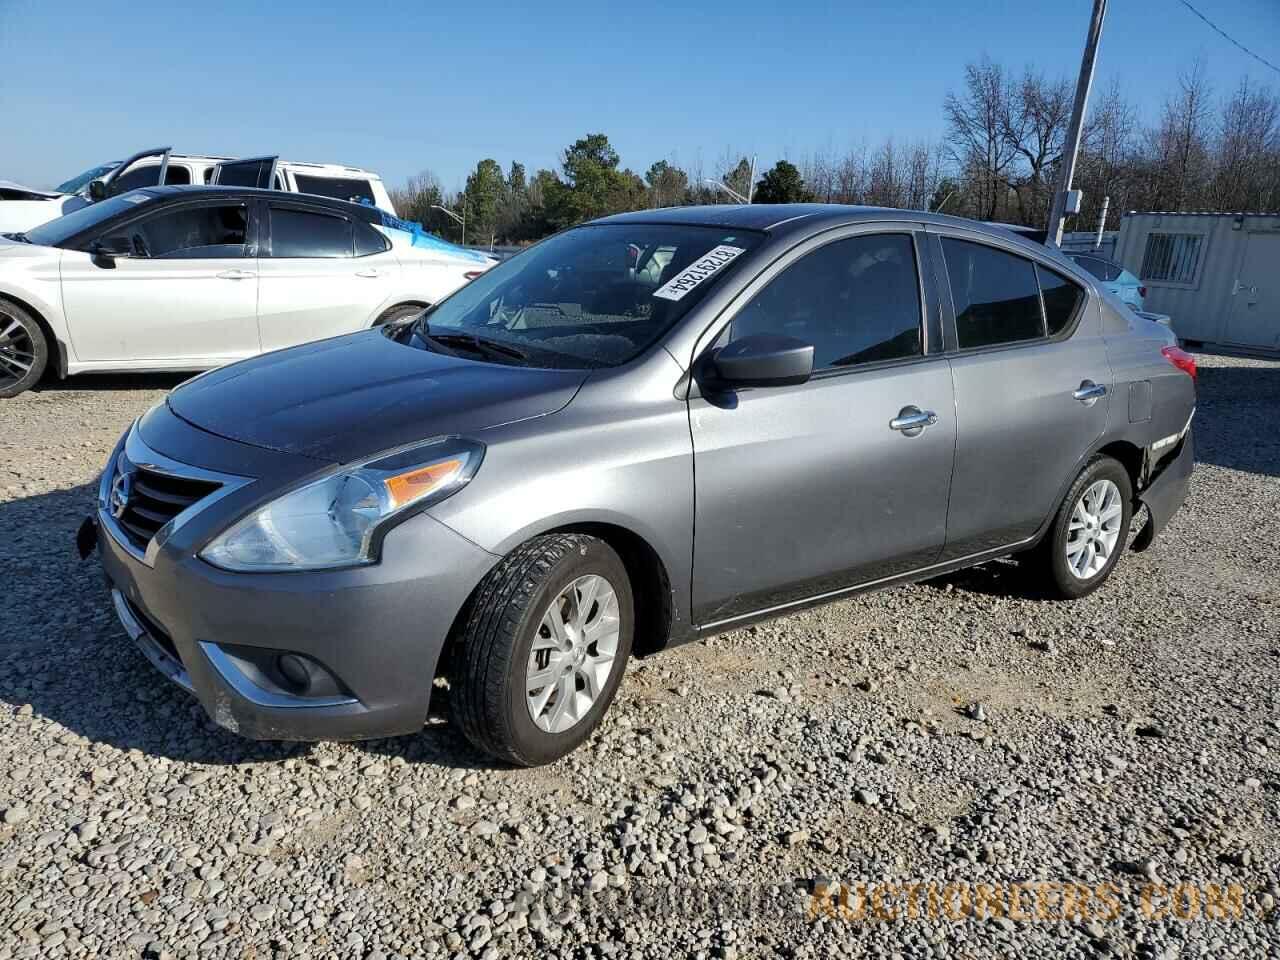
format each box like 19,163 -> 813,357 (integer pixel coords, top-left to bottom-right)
96,410 -> 499,741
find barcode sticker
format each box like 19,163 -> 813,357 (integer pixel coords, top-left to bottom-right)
652,245 -> 746,301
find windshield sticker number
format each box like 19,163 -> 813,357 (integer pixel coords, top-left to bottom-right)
652,245 -> 745,302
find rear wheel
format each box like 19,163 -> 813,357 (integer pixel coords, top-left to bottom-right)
373,303 -> 427,327
450,534 -> 633,766
1027,455 -> 1133,599
0,300 -> 47,399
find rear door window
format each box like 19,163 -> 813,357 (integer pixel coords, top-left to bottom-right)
269,206 -> 353,258
942,238 -> 1045,348
1037,265 -> 1085,336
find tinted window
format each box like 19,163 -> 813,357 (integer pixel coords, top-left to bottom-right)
354,221 -> 389,256
215,160 -> 276,189
1038,265 -> 1085,336
942,238 -> 1045,348
1069,255 -> 1120,282
107,163 -> 191,195
292,174 -> 376,206
115,204 -> 248,259
270,207 -> 353,257
730,234 -> 922,369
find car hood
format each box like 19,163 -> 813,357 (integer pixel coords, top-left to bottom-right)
0,237 -> 55,260
0,180 -> 65,200
167,330 -> 588,463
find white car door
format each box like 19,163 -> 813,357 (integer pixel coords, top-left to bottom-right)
59,198 -> 260,364
255,202 -> 398,351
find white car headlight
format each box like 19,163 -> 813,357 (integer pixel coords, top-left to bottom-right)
200,439 -> 483,572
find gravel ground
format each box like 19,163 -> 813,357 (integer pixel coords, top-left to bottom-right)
1,354 -> 1277,959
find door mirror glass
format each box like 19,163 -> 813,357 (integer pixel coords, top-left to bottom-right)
708,334 -> 814,388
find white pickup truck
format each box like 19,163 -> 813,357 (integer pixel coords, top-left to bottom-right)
0,147 -> 397,233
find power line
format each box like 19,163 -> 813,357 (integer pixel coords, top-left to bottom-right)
1178,0 -> 1280,76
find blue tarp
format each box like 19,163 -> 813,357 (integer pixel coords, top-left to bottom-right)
376,211 -> 491,263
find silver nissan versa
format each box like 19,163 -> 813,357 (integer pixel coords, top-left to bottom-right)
87,204 -> 1196,765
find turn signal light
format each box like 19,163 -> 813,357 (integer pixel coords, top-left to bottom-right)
383,458 -> 465,509
1161,345 -> 1197,382
464,270 -> 485,281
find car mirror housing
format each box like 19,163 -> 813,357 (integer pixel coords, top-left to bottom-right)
90,235 -> 133,264
87,179 -> 108,202
707,334 -> 814,389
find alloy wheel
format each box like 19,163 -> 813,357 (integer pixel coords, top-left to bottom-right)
525,574 -> 620,734
0,312 -> 36,390
1065,478 -> 1123,579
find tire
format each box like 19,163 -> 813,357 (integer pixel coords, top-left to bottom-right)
1027,455 -> 1134,600
450,534 -> 633,766
0,300 -> 48,399
373,303 -> 428,327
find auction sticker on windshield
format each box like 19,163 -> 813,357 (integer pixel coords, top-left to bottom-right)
652,245 -> 745,301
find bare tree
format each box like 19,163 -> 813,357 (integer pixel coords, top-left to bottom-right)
1003,69 -> 1073,224
1148,59 -> 1214,210
1211,79 -> 1280,212
945,57 -> 1020,220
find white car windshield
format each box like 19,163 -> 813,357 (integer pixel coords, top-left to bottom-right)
24,194 -> 149,248
55,162 -> 119,195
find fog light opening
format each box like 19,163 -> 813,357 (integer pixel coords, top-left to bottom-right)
277,654 -> 312,694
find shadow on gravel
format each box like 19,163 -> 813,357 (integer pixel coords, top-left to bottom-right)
0,480 -> 496,768
919,557 -> 1049,600
31,371 -> 194,393
1192,361 -> 1280,479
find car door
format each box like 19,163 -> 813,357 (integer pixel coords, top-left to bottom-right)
688,229 -> 956,627
930,230 -> 1110,559
255,202 -> 398,351
59,198 -> 260,364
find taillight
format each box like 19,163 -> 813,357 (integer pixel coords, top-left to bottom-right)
463,270 -> 484,281
1138,285 -> 1147,299
1161,345 -> 1196,382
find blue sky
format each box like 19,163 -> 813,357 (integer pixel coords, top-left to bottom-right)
1,0 -> 1276,192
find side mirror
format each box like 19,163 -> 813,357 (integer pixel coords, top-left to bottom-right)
87,179 -> 108,202
706,334 -> 814,389
90,234 -> 133,265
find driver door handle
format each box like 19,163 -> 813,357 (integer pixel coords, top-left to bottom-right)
355,268 -> 383,279
889,406 -> 938,435
216,269 -> 256,280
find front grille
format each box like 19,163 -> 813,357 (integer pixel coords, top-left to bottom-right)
115,465 -> 220,551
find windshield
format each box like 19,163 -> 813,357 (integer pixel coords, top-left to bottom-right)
25,193 -> 151,248
406,223 -> 762,369
54,162 -> 119,195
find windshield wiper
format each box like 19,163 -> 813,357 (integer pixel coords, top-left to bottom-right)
430,332 -> 528,363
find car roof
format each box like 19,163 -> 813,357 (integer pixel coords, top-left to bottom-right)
591,203 -> 1060,250
132,185 -> 384,224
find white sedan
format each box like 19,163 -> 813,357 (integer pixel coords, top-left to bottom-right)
0,185 -> 495,397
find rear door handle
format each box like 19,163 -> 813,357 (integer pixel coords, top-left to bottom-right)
355,268 -> 382,279
889,406 -> 938,436
215,269 -> 255,280
1073,381 -> 1107,404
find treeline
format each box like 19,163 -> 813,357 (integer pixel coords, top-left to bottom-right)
391,58 -> 1280,246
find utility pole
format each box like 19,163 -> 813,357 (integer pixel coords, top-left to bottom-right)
1046,0 -> 1107,247
747,154 -> 756,204
1094,195 -> 1110,250
431,203 -> 467,245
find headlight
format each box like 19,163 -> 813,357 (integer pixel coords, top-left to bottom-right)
199,438 -> 483,572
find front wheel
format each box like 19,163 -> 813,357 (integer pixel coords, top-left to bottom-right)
1027,455 -> 1133,600
450,534 -> 633,766
0,300 -> 48,399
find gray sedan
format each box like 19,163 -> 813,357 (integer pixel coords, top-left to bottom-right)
88,204 -> 1196,765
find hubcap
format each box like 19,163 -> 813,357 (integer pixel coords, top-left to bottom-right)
0,313 -> 36,388
525,574 -> 620,734
1065,478 -> 1123,580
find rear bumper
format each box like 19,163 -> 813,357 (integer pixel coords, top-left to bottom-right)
1133,427 -> 1195,551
